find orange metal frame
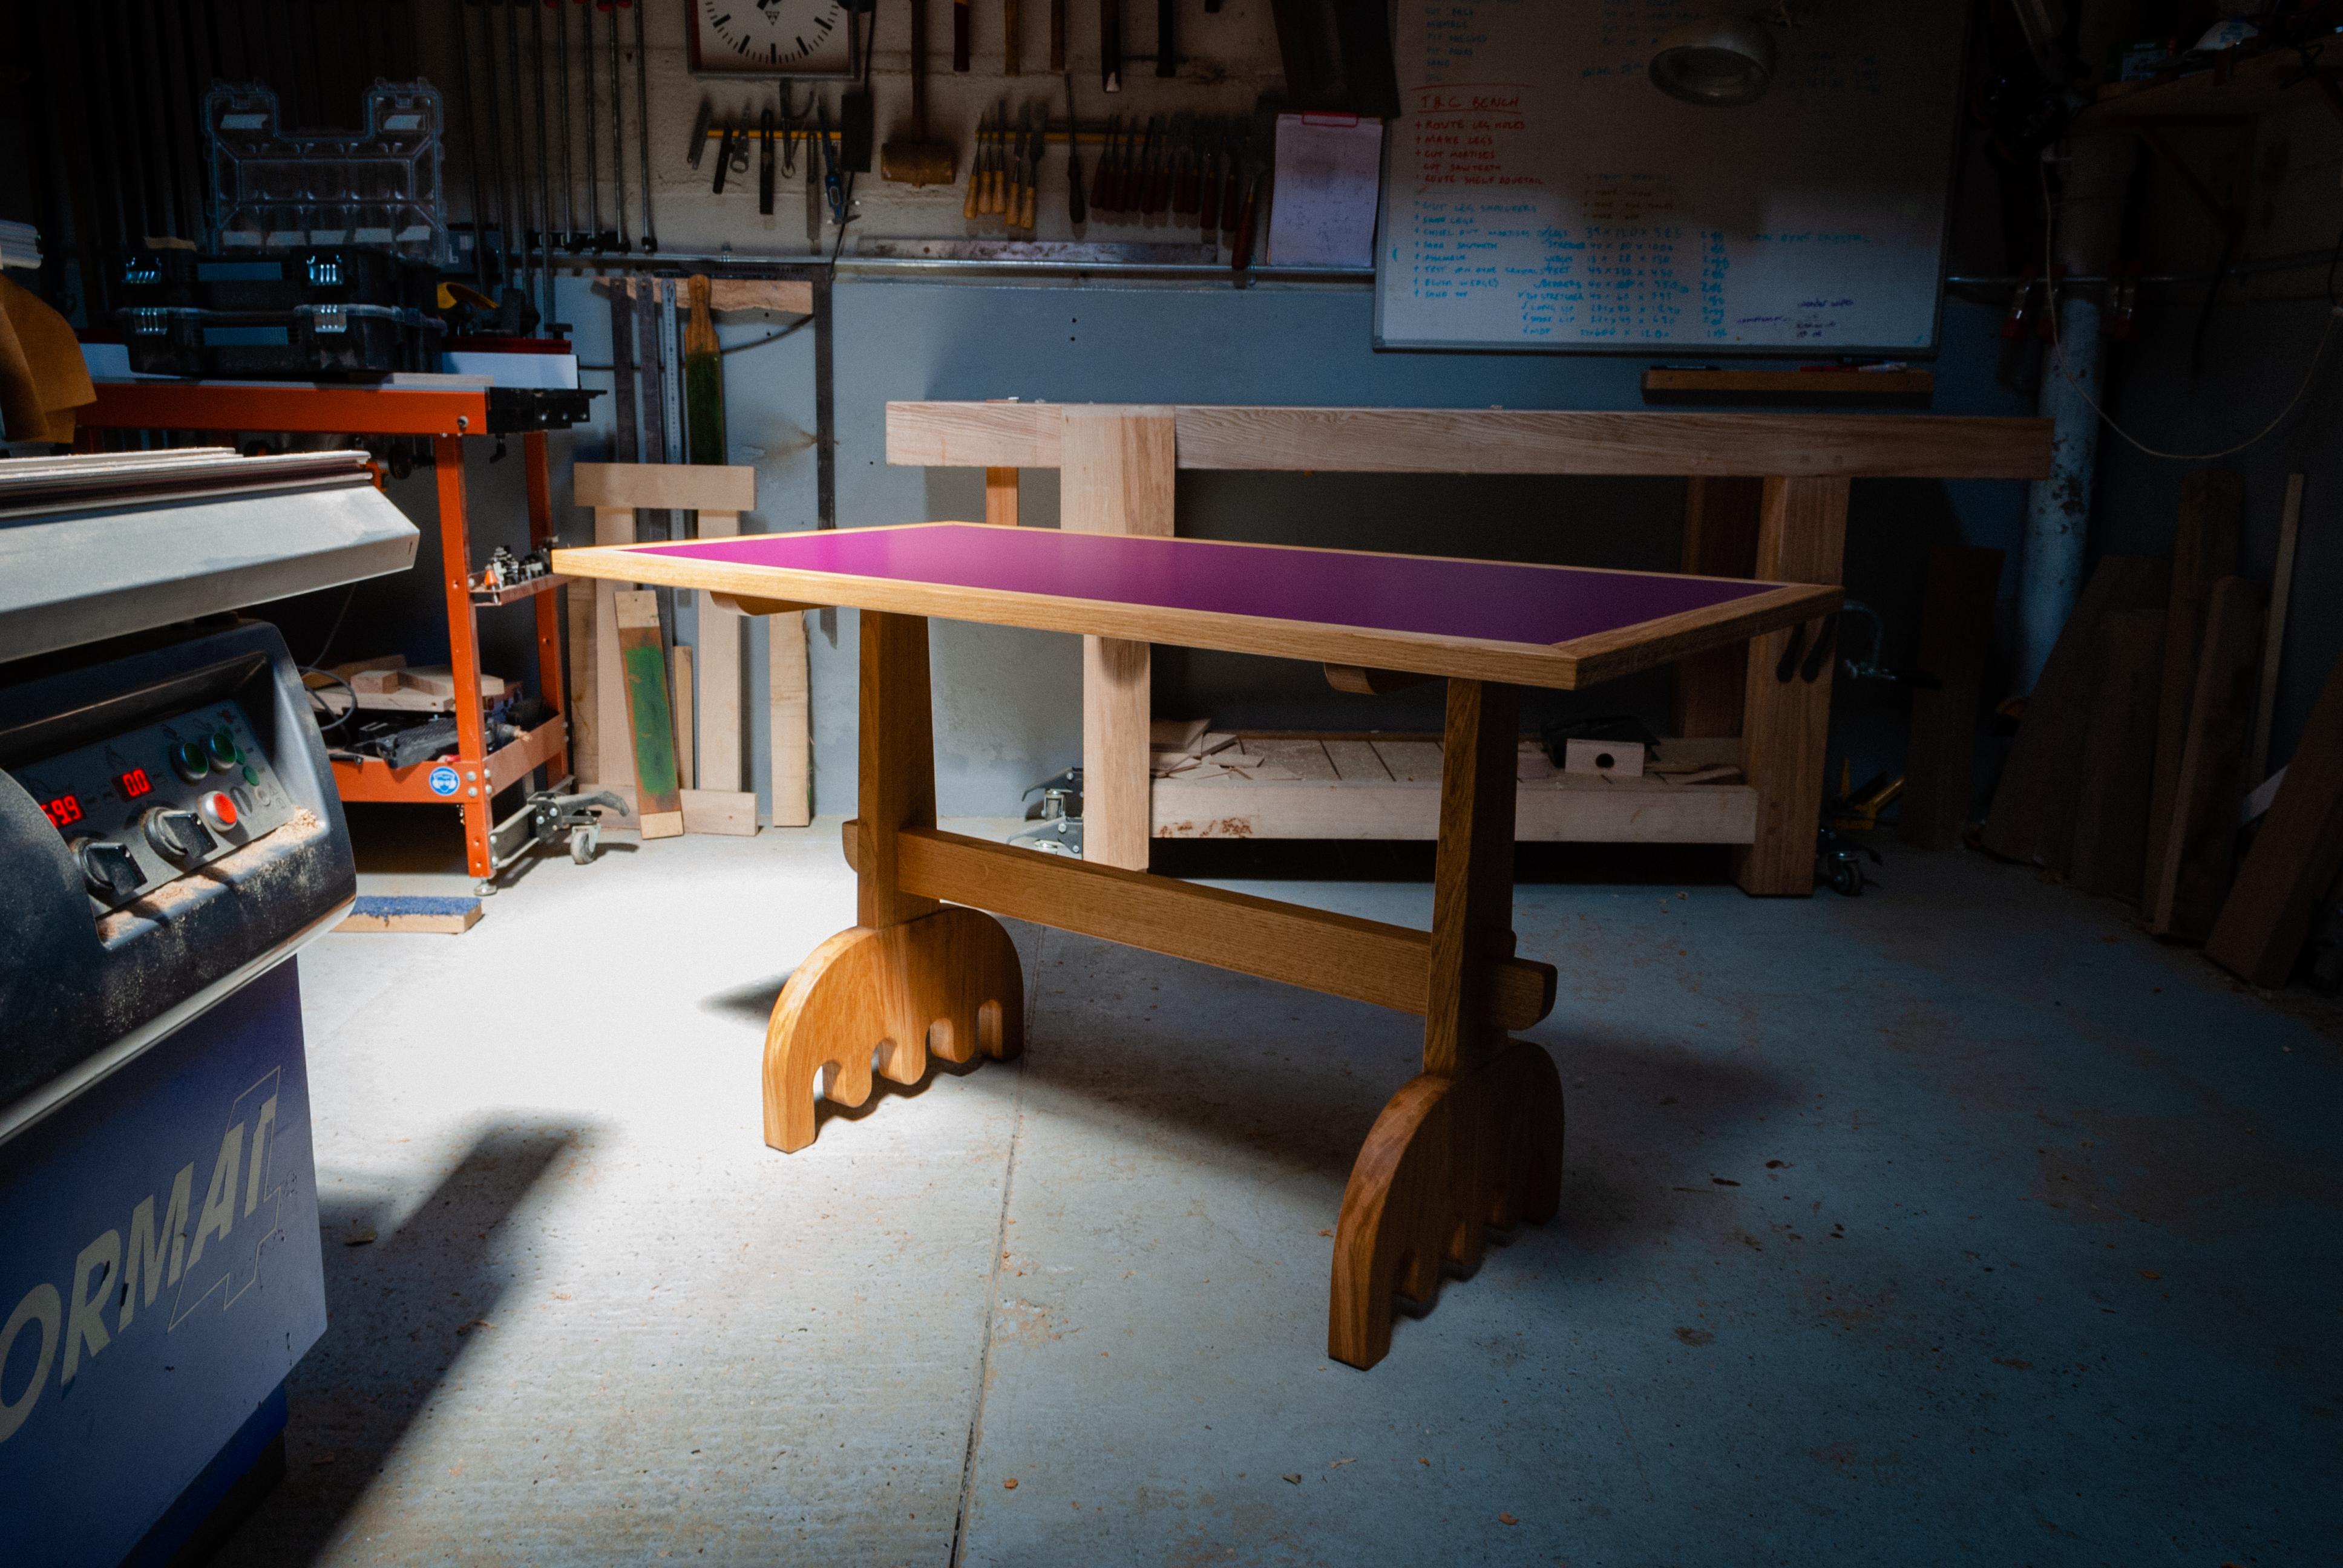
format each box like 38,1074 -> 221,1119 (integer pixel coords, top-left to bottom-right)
79,382 -> 572,883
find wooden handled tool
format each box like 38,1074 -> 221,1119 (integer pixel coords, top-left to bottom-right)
1156,0 -> 1174,77
1005,0 -> 1020,73
1050,0 -> 1066,71
1101,0 -> 1121,91
963,109 -> 986,219
1064,75 -> 1087,224
954,0 -> 971,71
883,0 -> 957,185
1091,113 -> 1118,212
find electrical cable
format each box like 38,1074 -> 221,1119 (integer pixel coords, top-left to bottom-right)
720,315 -> 813,354
2040,152 -> 2341,463
308,583 -> 357,668
299,667 -> 358,733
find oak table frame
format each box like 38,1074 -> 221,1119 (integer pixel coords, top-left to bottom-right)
885,402 -> 2053,892
555,522 -> 1837,1368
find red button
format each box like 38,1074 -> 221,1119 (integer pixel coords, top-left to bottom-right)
198,791 -> 239,832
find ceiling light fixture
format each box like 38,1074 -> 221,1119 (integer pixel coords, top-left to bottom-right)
1648,16 -> 1780,107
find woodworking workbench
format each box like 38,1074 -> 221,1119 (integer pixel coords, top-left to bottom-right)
888,402 -> 2054,888
551,521 -> 1838,1367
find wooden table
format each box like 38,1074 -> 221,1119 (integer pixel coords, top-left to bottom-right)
552,523 -> 1840,1367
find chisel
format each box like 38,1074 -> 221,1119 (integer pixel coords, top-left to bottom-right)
1101,0 -> 1120,91
1091,113 -> 1117,213
954,0 -> 971,71
1050,0 -> 1066,72
1004,0 -> 1020,74
1157,0 -> 1173,77
688,99 -> 713,169
1064,75 -> 1087,225
963,109 -> 985,220
759,106 -> 775,214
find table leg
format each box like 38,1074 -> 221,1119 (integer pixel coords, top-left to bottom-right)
1329,679 -> 1564,1369
761,612 -> 1024,1152
1734,477 -> 1851,897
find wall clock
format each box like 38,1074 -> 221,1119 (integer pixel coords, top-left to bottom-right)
687,0 -> 858,79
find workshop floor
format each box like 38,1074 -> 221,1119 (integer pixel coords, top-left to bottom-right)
212,820 -> 2342,1567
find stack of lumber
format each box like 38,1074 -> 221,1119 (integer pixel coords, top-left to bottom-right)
1983,469 -> 2319,959
333,656 -> 509,713
2207,654 -> 2343,987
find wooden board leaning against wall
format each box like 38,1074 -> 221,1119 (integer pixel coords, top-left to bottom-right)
570,460 -> 810,835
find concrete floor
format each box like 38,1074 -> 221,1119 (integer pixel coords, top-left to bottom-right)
214,819 -> 2342,1566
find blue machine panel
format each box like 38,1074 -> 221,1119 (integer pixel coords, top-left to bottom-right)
0,960 -> 325,1565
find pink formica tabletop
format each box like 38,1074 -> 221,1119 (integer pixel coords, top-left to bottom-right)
552,523 -> 1839,691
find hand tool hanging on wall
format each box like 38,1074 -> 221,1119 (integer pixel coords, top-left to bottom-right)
1021,108 -> 1043,229
954,0 -> 972,70
819,97 -> 848,227
634,0 -> 655,250
557,0 -> 578,249
582,0 -> 604,248
840,7 -> 875,174
1064,76 -> 1087,225
689,100 -> 714,169
1005,0 -> 1021,74
805,91 -> 828,243
882,0 -> 957,186
963,109 -> 986,221
759,106 -> 777,214
483,1 -> 522,303
531,0 -> 556,325
451,0 -> 494,290
1101,0 -> 1122,91
608,1 -> 631,251
1157,0 -> 1175,76
504,0 -> 536,312
713,120 -> 737,194
1198,121 -> 1221,237
1050,0 -> 1067,71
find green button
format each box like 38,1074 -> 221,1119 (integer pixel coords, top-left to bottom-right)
208,730 -> 240,766
171,741 -> 209,782
242,763 -> 260,785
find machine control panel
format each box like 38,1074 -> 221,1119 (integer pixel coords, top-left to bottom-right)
15,699 -> 294,914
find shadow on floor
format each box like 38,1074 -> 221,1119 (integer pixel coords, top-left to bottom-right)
210,1123 -> 589,1566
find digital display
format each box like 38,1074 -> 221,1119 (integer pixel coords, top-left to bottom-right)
118,766 -> 154,800
42,794 -> 83,830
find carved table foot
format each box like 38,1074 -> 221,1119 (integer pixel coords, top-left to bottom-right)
1328,1039 -> 1564,1368
762,906 -> 1024,1152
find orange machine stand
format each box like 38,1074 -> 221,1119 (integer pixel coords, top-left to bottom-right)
79,381 -> 572,890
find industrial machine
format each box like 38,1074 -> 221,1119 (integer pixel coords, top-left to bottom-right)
0,448 -> 416,1564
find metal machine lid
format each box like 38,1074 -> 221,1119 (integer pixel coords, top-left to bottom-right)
0,448 -> 419,665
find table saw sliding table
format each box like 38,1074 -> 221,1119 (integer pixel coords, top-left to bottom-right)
552,523 -> 1840,1367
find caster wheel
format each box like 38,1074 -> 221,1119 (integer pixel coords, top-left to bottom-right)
1828,859 -> 1864,897
569,824 -> 598,864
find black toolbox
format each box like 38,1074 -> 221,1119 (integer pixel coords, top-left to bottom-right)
116,250 -> 446,380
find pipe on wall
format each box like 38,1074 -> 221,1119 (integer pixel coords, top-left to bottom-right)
2016,129 -> 2137,691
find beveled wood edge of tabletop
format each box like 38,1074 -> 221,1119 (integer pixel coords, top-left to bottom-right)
549,542 -> 1841,692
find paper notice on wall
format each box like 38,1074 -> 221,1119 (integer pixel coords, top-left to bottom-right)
1267,114 -> 1384,269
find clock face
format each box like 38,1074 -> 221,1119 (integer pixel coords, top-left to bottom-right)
690,0 -> 854,76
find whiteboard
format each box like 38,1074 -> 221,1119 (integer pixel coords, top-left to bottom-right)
1374,0 -> 1968,353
